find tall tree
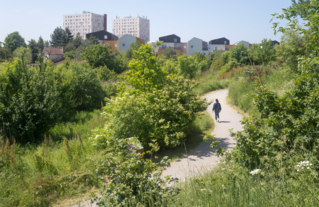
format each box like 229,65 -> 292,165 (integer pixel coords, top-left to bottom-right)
64,28 -> 73,44
291,0 -> 312,17
28,39 -> 39,63
0,48 -> 12,62
44,40 -> 50,47
50,27 -> 66,47
4,31 -> 26,52
73,33 -> 83,48
37,36 -> 44,53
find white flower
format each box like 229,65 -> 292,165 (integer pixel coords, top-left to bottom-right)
250,169 -> 261,175
307,167 -> 310,169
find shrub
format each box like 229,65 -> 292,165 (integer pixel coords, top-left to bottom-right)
210,59 -> 223,70
0,56 -> 69,143
220,59 -> 239,74
178,55 -> 198,79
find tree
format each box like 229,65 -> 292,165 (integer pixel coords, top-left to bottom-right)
0,48 -> 13,62
163,47 -> 177,59
221,51 -> 231,65
44,40 -> 50,47
37,36 -> 44,53
50,27 -> 66,47
276,29 -> 307,72
28,39 -> 39,63
73,33 -> 83,48
64,42 -> 76,53
125,44 -> 168,92
230,43 -> 249,65
178,55 -> 198,79
13,47 -> 32,64
125,40 -> 142,59
81,45 -> 114,68
64,27 -> 73,44
4,31 -> 26,52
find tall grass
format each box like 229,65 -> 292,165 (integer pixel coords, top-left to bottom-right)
228,64 -> 295,116
0,110 -> 106,207
168,158 -> 319,206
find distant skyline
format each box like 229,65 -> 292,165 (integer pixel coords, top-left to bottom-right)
0,0 -> 293,45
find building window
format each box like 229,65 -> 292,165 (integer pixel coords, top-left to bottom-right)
161,52 -> 164,55
191,45 -> 193,49
122,43 -> 125,47
184,45 -> 186,48
174,38 -> 177,42
215,47 -> 218,50
104,35 -> 108,39
224,41 -> 227,44
115,44 -> 117,47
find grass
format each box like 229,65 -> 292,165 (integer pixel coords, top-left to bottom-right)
0,110 -> 107,207
167,158 -> 319,206
228,64 -> 295,117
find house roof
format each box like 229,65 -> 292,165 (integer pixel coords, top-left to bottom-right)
43,47 -> 63,55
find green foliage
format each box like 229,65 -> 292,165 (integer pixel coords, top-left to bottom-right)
13,46 -> 32,64
178,54 -> 197,79
0,57 -> 66,143
50,27 -> 73,47
4,31 -> 26,52
28,39 -> 39,63
125,44 -> 168,92
220,59 -> 239,74
0,48 -> 13,62
81,45 -> 113,68
95,65 -> 118,81
125,40 -> 142,60
91,139 -> 179,206
37,36 -> 44,53
162,58 -> 180,75
230,43 -> 249,65
163,47 -> 177,59
221,51 -> 231,65
210,59 -> 223,70
63,51 -> 75,59
276,29 -> 307,72
64,42 -> 76,53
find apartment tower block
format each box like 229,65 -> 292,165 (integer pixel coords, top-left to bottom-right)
63,11 -> 107,39
112,16 -> 150,43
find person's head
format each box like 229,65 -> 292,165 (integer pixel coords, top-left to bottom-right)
216,99 -> 219,103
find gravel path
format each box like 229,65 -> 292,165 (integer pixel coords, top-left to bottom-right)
71,89 -> 243,206
161,89 -> 243,180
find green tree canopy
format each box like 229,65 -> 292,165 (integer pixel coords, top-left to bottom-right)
163,47 -> 177,59
125,40 -> 142,59
4,31 -> 26,52
13,47 -> 32,64
230,43 -> 249,65
50,27 -> 73,47
0,48 -> 13,62
28,39 -> 39,63
81,45 -> 113,68
37,36 -> 44,53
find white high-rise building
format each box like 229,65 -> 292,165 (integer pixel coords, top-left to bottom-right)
112,16 -> 150,42
63,12 -> 107,39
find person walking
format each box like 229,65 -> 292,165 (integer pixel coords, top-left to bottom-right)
213,99 -> 222,122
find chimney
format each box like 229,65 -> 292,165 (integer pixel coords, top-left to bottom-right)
104,14 -> 107,31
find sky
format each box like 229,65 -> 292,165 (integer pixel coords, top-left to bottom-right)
0,0 -> 293,45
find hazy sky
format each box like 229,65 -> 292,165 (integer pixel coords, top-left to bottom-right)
0,0 -> 293,44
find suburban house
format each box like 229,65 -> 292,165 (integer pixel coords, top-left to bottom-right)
151,34 -> 187,57
271,40 -> 280,46
234,40 -> 250,48
208,37 -> 230,52
118,34 -> 145,52
187,37 -> 209,56
85,31 -> 144,52
42,47 -> 64,63
86,30 -> 119,51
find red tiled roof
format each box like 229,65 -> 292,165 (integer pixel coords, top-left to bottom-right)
44,47 -> 63,55
54,59 -> 87,65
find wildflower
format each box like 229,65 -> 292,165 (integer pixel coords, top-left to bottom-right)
250,169 -> 261,175
296,161 -> 312,172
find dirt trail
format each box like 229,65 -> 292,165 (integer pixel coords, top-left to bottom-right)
161,89 -> 243,180
70,89 -> 243,206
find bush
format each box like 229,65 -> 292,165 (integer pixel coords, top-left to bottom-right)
178,55 -> 198,79
210,59 -> 223,70
220,59 -> 239,74
0,57 -> 69,143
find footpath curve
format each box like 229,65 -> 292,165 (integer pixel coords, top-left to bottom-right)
162,89 -> 243,180
70,89 -> 243,207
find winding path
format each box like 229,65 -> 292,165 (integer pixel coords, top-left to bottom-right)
70,89 -> 243,207
162,89 -> 243,180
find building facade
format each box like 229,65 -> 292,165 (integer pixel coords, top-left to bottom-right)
119,34 -> 145,52
63,12 -> 107,39
187,37 -> 209,56
234,40 -> 250,48
112,16 -> 150,42
208,37 -> 230,52
151,34 -> 187,57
